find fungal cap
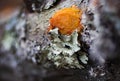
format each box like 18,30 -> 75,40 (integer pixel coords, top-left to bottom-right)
48,5 -> 83,35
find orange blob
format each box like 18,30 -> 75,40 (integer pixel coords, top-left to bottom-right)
47,5 -> 83,35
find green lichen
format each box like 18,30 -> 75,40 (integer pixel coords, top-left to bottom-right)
43,28 -> 88,69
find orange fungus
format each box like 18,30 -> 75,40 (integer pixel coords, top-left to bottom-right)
47,5 -> 83,35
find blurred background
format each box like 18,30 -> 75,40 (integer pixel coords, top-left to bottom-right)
0,0 -> 120,81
